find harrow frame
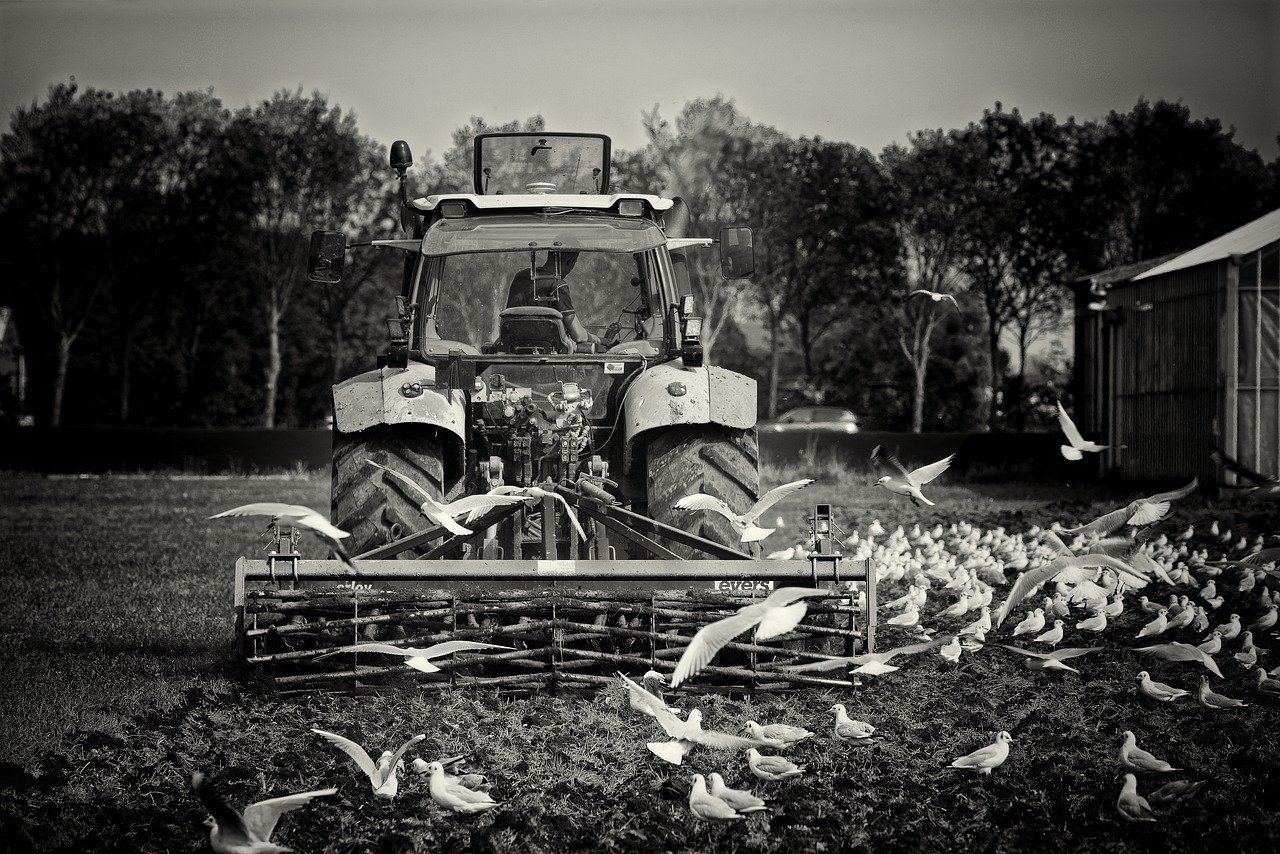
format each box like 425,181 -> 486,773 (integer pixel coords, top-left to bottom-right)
233,495 -> 876,694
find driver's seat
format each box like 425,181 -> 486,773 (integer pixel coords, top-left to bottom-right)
487,306 -> 574,355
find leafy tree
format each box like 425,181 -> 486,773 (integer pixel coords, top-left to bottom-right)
882,131 -> 969,432
1070,99 -> 1274,269
0,82 -> 175,425
219,90 -> 378,427
640,98 -> 783,362
730,136 -> 898,416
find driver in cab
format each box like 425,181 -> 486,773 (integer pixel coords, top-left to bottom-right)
505,251 -> 599,346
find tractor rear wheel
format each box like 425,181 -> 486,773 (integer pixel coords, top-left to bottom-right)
645,425 -> 760,558
332,426 -> 462,557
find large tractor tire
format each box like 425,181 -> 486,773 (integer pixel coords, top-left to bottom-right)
332,426 -> 461,557
645,425 -> 761,558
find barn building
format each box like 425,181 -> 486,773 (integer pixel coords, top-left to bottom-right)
1072,208 -> 1280,483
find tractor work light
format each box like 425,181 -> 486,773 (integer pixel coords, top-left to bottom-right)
439,200 -> 469,218
616,199 -> 644,217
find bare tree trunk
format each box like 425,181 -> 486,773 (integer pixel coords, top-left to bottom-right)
331,320 -> 345,384
1013,325 -> 1031,432
118,330 -> 132,424
910,358 -> 927,433
50,336 -> 71,427
263,300 -> 281,428
986,323 -> 1001,432
767,318 -> 782,419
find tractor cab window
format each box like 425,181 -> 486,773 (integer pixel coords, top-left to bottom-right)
419,215 -> 674,356
430,249 -> 662,354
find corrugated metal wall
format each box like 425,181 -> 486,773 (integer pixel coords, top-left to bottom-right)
1107,261 -> 1224,482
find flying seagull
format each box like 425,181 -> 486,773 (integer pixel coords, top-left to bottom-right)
191,771 -> 335,854
997,645 -> 1103,673
1060,478 -> 1198,537
209,503 -> 356,570
673,479 -> 815,543
314,640 -> 512,673
476,485 -> 587,541
365,460 -> 525,537
1056,402 -> 1122,461
1134,642 -> 1223,678
1211,447 -> 1280,500
994,546 -> 1144,627
870,445 -> 954,507
670,587 -> 831,686
781,637 -> 942,674
908,289 -> 959,307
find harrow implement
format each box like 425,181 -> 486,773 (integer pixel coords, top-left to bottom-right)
234,495 -> 877,693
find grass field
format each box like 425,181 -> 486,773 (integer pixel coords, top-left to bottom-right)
1,470 -> 1278,852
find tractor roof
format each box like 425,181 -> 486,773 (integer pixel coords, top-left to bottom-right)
409,193 -> 673,214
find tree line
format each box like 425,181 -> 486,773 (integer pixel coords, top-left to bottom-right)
1,83 -> 1276,431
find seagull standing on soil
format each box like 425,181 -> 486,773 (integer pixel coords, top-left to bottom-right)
747,748 -> 805,781
688,775 -> 744,821
1136,671 -> 1189,702
365,460 -> 525,537
1012,608 -> 1045,637
1118,731 -> 1180,773
707,773 -> 769,814
1198,677 -> 1248,709
670,587 -> 831,686
948,731 -> 1013,775
744,720 -> 813,747
424,761 -> 500,814
209,503 -> 357,570
830,704 -> 876,740
673,479 -> 815,543
870,446 -> 955,507
1033,620 -> 1065,648
1116,774 -> 1157,823
191,772 -> 335,854
311,730 -> 424,799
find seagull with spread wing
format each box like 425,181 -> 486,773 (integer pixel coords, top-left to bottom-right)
673,479 -> 815,543
646,708 -> 767,765
311,730 -> 425,800
314,640 -> 511,674
780,637 -> 942,674
670,587 -> 831,686
474,485 -> 587,542
870,446 -> 954,507
994,533 -> 1145,627
1135,642 -> 1224,678
998,644 -> 1103,674
191,772 -> 335,854
365,459 -> 525,537
209,503 -> 356,570
1211,447 -> 1280,500
1057,402 -> 1122,460
1059,478 -> 1199,538
908,289 -> 959,308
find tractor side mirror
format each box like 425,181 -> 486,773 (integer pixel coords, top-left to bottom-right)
719,227 -> 754,279
307,230 -> 347,284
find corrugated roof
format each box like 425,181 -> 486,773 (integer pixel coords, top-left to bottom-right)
1133,207 -> 1280,281
1074,254 -> 1178,288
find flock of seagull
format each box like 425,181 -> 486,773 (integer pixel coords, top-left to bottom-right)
194,410 -> 1280,849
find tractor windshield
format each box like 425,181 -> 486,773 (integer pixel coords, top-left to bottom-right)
419,216 -> 674,355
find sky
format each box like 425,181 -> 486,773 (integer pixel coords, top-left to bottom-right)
2,0 -> 1277,161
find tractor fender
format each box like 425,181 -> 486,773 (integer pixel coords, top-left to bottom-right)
332,363 -> 466,443
623,360 -> 756,446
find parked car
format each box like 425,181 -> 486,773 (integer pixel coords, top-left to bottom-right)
762,406 -> 859,433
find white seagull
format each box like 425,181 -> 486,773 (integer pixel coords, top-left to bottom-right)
311,729 -> 424,800
209,503 -> 356,570
673,479 -> 815,543
191,772 -> 335,854
365,460 -> 525,537
314,640 -> 511,674
670,587 -> 831,686
908,289 -> 959,308
870,446 -> 954,507
1057,402 -> 1121,460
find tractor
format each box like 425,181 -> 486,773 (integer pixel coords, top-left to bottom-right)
233,133 -> 874,693
311,132 -> 760,560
